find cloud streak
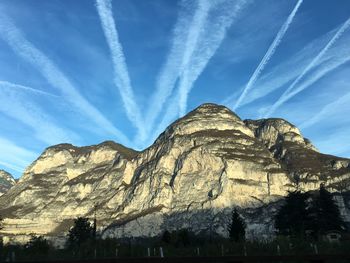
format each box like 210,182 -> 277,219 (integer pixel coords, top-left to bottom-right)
0,82 -> 80,145
232,0 -> 303,110
95,0 -> 144,138
0,13 -> 131,145
177,0 -> 248,116
144,0 -> 212,137
222,28 -> 349,109
0,137 -> 37,174
300,91 -> 350,129
0,80 -> 58,97
149,0 -> 248,142
264,16 -> 350,117
171,0 -> 211,116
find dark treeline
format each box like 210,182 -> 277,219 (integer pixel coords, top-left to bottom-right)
275,184 -> 347,238
0,185 -> 349,261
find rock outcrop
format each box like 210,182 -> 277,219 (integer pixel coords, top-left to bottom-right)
0,103 -> 349,244
0,170 -> 16,196
245,118 -> 350,191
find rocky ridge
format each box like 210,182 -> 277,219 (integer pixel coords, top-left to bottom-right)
0,170 -> 16,196
0,103 -> 349,244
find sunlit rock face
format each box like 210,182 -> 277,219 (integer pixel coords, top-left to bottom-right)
0,103 -> 349,243
245,118 -> 350,192
0,170 -> 16,196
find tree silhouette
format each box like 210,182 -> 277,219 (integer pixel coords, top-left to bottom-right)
312,184 -> 346,235
67,217 -> 94,249
26,235 -> 50,256
177,229 -> 191,247
161,230 -> 171,244
275,191 -> 311,237
227,208 -> 246,242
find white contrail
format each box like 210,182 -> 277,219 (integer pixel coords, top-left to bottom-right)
300,92 -> 350,129
0,13 -> 131,145
95,0 -> 144,138
0,84 -> 81,145
178,0 -> 248,116
264,16 -> 350,117
144,0 -> 212,137
222,27 -> 350,109
0,80 -> 58,97
175,0 -> 212,116
232,0 -> 303,110
149,0 -> 248,141
221,28 -> 334,108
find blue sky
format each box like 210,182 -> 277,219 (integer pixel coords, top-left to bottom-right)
0,0 -> 350,178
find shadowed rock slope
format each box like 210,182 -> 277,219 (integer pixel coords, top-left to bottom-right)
0,170 -> 16,196
0,103 -> 349,243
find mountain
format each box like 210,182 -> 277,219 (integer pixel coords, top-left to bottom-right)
0,103 -> 349,245
0,170 -> 16,196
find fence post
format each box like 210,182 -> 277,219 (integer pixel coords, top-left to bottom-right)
244,245 -> 247,256
94,248 -> 97,258
147,247 -> 151,257
277,244 -> 281,255
197,247 -> 200,256
160,247 -> 164,258
154,247 -> 156,256
115,248 -> 118,257
221,244 -> 224,256
313,244 -> 318,255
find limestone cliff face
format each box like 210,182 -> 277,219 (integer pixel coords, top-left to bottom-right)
0,103 -> 349,243
245,119 -> 350,191
0,170 -> 16,196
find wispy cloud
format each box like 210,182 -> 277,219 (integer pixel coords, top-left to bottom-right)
223,24 -> 350,110
148,0 -> 248,142
143,0 -> 212,137
232,0 -> 303,110
177,0 -> 248,116
164,0 -> 212,117
300,91 -> 350,129
95,0 -> 144,139
264,16 -> 350,117
312,128 -> 350,157
0,137 -> 37,174
0,82 -> 80,145
0,13 -> 131,145
0,80 -> 58,97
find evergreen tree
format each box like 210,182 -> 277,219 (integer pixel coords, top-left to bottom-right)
227,208 -> 246,242
26,235 -> 50,256
177,229 -> 191,247
161,230 -> 172,244
312,184 -> 346,234
66,217 -> 94,249
274,191 -> 311,237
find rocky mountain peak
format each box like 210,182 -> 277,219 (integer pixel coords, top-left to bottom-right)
42,141 -> 138,160
156,103 -> 254,142
0,103 -> 349,244
0,170 -> 16,196
22,141 -> 139,182
244,118 -> 317,151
